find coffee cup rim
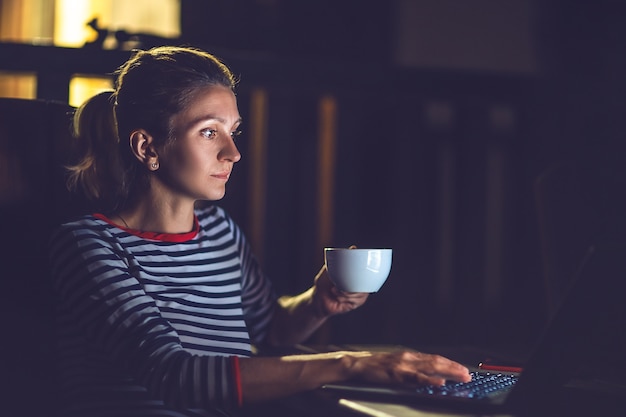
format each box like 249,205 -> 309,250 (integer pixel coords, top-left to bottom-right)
324,248 -> 392,251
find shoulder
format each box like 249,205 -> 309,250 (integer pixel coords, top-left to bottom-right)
48,215 -> 123,277
52,214 -> 110,238
49,214 -> 120,252
195,204 -> 237,230
194,204 -> 246,246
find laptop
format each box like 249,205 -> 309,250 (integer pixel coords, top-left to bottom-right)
319,242 -> 626,415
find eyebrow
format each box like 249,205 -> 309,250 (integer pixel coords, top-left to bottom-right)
191,115 -> 243,126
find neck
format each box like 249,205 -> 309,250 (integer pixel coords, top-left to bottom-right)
118,196 -> 196,234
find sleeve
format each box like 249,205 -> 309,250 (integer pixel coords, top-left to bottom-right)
48,221 -> 241,411
223,213 -> 278,345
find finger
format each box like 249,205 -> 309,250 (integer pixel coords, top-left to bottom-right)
395,352 -> 468,380
331,286 -> 368,298
415,373 -> 447,386
419,355 -> 471,383
330,285 -> 355,297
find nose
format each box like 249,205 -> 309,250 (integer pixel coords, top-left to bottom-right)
219,135 -> 241,163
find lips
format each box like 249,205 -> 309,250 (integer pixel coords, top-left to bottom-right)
212,171 -> 231,180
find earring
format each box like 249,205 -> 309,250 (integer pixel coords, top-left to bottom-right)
151,162 -> 159,170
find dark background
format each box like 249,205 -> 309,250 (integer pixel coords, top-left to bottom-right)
179,0 -> 626,351
2,0 -> 626,373
2,1 -> 626,415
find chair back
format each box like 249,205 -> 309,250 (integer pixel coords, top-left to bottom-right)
0,98 -> 88,416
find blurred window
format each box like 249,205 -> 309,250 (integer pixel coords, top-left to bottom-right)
0,72 -> 37,99
69,75 -> 113,107
0,0 -> 180,101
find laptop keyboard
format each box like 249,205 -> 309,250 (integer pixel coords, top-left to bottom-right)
414,371 -> 519,399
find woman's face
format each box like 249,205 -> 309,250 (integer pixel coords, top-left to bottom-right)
158,85 -> 242,202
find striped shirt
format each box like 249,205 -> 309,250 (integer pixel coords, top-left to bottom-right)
48,205 -> 277,416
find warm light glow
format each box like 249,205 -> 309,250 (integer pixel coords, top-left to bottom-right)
0,0 -> 54,43
56,0 -> 180,106
69,75 -> 113,107
110,0 -> 180,39
0,0 -> 181,100
54,0 -> 111,47
54,0 -> 180,47
0,72 -> 37,99
317,95 -> 338,248
248,88 -> 269,260
55,0 -> 180,48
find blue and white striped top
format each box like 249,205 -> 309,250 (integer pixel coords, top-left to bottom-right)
48,205 -> 277,416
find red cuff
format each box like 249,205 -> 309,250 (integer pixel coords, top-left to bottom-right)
231,356 -> 243,407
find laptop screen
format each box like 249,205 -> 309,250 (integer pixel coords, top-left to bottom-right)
507,241 -> 626,410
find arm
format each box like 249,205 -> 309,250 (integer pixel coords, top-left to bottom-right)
233,215 -> 367,347
239,350 -> 472,403
238,257 -> 471,403
264,265 -> 369,346
51,215 -> 471,411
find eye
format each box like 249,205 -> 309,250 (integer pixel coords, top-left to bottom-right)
231,130 -> 242,140
200,128 -> 217,139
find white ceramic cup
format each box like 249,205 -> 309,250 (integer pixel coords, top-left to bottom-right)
324,248 -> 392,293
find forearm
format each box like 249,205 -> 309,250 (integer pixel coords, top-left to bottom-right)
265,286 -> 329,347
239,352 -> 357,402
263,266 -> 369,347
238,349 -> 473,404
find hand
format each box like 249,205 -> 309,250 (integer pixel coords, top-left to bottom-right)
238,350 -> 470,403
312,265 -> 369,318
345,350 -> 472,386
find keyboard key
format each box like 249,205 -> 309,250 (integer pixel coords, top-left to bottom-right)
414,371 -> 518,399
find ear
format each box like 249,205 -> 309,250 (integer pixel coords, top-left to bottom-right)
129,129 -> 160,171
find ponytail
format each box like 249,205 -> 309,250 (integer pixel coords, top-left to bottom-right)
66,90 -> 125,211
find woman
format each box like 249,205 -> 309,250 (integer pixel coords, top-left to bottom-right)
49,46 -> 470,417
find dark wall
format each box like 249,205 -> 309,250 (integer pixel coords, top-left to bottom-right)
182,1 -> 546,350
195,0 -> 626,351
181,0 -> 393,62
533,0 -> 626,230
2,0 -> 625,368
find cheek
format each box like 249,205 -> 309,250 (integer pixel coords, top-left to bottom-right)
166,143 -> 200,169
161,140 -> 218,183
175,155 -> 207,180
161,147 -> 199,180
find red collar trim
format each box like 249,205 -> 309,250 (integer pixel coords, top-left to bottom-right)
93,213 -> 200,242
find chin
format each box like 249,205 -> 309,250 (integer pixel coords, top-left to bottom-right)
208,191 -> 226,201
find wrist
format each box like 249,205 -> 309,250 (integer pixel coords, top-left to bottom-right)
338,352 -> 359,380
305,352 -> 359,386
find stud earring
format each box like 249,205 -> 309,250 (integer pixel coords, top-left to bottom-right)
151,162 -> 159,169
